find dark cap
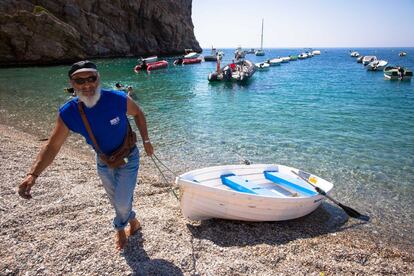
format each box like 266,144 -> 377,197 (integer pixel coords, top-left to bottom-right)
68,60 -> 97,78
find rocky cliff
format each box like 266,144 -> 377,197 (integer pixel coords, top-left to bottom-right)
0,0 -> 201,66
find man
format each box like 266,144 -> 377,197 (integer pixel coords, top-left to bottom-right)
18,60 -> 154,250
115,82 -> 134,96
115,82 -> 125,90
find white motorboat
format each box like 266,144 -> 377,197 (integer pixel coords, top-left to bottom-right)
384,66 -> 413,81
139,56 -> 158,63
255,62 -> 270,70
204,47 -> 218,62
367,60 -> 388,71
267,58 -> 282,66
298,53 -> 308,59
312,50 -> 321,55
281,56 -> 291,63
350,51 -> 359,57
184,52 -> 199,59
362,56 -> 377,65
175,164 -> 333,221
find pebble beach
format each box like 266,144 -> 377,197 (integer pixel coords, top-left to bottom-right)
1,123 -> 413,275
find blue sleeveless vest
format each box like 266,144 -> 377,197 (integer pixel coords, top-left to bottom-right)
59,89 -> 128,155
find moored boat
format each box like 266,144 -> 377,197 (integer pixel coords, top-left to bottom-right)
383,66 -> 413,81
399,52 -> 407,57
146,60 -> 168,71
312,50 -> 321,55
362,56 -> 377,65
367,60 -> 388,71
208,60 -> 256,82
350,51 -> 359,57
134,60 -> 168,72
255,62 -> 270,70
204,47 -> 219,61
175,164 -> 333,221
138,56 -> 158,63
234,46 -> 246,60
184,49 -> 199,59
267,58 -> 282,66
298,53 -> 308,59
204,55 -> 218,62
184,52 -> 199,59
174,58 -> 202,65
281,56 -> 291,63
289,55 -> 298,61
255,19 -> 265,56
356,56 -> 364,63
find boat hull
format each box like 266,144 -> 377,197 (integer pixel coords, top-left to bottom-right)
255,62 -> 270,70
176,164 -> 333,221
204,55 -> 217,62
147,60 -> 168,71
268,58 -> 282,66
384,66 -> 413,81
174,58 -> 202,65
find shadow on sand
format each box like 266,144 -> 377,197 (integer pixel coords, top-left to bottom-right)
187,202 -> 368,247
122,232 -> 183,276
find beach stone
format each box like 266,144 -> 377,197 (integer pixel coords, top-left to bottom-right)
1,124 -> 413,275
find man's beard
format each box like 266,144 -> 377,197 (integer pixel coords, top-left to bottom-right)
76,86 -> 101,108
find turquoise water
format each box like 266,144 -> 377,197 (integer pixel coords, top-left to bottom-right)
1,48 -> 413,247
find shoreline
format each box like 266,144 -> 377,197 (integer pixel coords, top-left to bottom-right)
0,123 -> 413,275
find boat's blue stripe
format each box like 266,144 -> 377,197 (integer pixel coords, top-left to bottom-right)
220,174 -> 257,195
264,171 -> 317,196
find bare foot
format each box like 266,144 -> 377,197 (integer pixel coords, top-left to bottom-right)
115,230 -> 127,251
128,218 -> 141,236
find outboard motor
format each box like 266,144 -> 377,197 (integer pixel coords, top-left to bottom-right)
174,58 -> 183,65
223,67 -> 232,81
208,72 -> 218,81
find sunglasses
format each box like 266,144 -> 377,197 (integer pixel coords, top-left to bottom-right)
72,75 -> 97,85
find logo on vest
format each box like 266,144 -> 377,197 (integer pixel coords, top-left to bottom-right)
110,117 -> 120,125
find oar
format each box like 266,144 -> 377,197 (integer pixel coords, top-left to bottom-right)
291,170 -> 370,221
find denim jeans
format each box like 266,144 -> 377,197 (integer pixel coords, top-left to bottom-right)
96,146 -> 139,230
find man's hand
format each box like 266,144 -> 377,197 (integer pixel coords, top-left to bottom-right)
144,142 -> 154,156
18,175 -> 36,199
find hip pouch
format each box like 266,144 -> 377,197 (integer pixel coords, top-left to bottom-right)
98,124 -> 137,168
78,102 -> 137,168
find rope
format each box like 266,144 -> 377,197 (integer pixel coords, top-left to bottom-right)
152,154 -> 179,176
233,151 -> 251,165
149,149 -> 250,201
150,154 -> 179,200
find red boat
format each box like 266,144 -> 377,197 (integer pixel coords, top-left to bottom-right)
134,60 -> 168,72
174,58 -> 202,65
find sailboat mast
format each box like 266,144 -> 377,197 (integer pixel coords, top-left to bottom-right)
260,18 -> 264,50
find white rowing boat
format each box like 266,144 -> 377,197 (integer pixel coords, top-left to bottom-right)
175,164 -> 333,221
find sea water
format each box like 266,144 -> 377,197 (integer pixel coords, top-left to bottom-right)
1,48 -> 413,248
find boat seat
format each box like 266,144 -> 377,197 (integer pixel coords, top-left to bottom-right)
264,171 -> 318,196
220,174 -> 283,196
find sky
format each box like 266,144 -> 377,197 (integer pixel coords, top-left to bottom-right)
192,0 -> 414,48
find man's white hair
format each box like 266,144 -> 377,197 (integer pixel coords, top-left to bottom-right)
76,85 -> 101,108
